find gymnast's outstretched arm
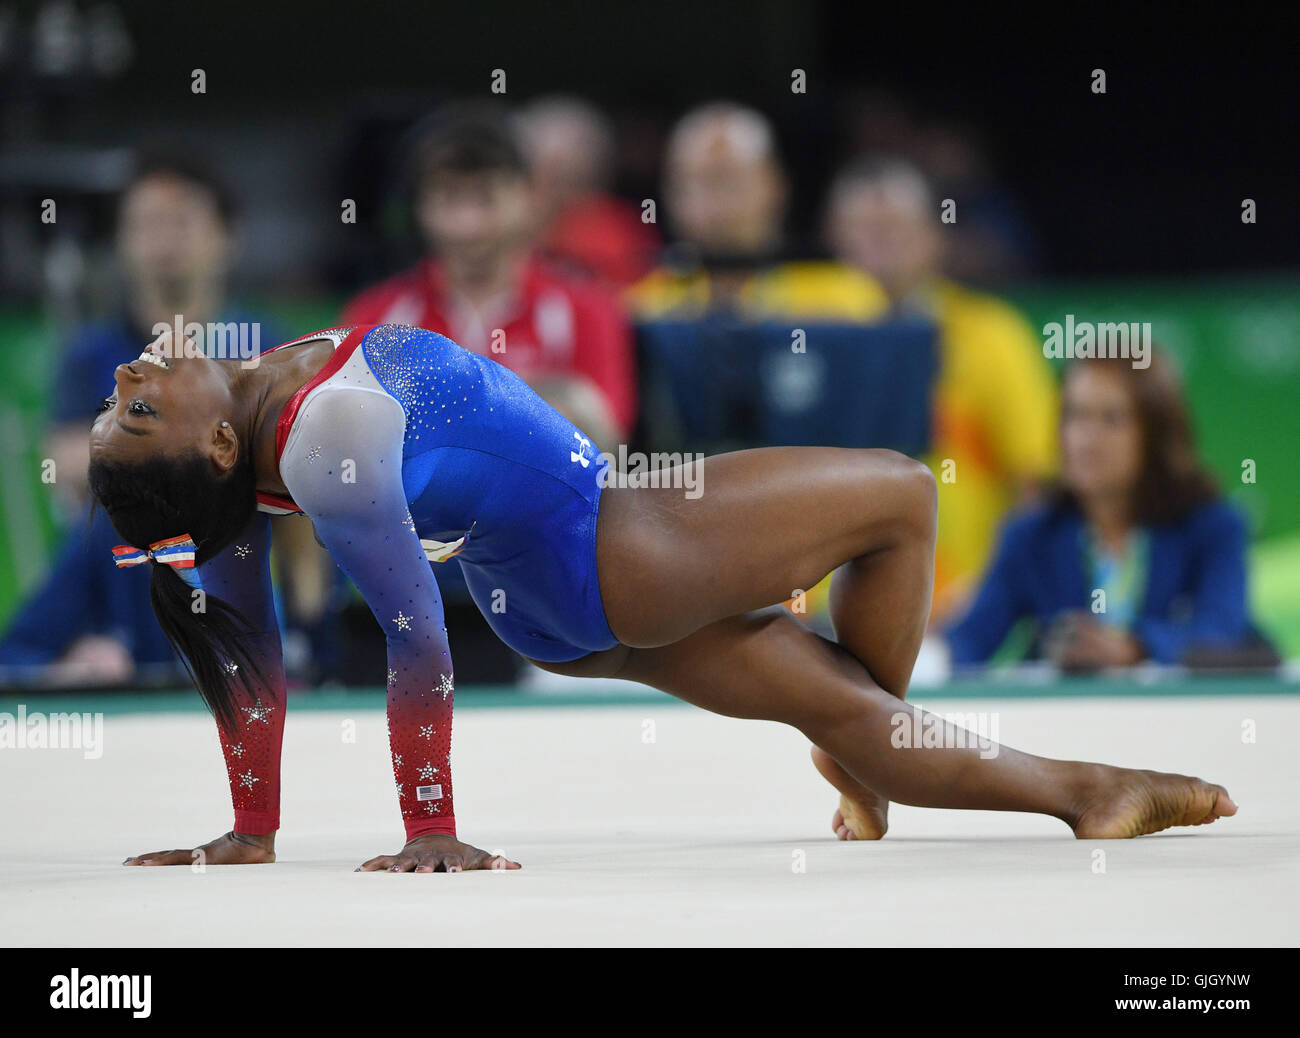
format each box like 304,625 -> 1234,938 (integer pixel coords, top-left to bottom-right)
123,511 -> 288,866
280,382 -> 518,872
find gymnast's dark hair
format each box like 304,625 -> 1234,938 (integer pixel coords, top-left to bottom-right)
88,449 -> 259,733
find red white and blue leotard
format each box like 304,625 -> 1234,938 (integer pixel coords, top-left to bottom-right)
197,324 -> 618,840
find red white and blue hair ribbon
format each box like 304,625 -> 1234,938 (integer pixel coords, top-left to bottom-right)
111,533 -> 198,570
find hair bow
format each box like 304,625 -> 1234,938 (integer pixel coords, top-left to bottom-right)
111,533 -> 198,569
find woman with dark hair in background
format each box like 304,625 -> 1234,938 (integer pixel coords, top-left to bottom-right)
945,350 -> 1267,668
89,325 -> 1236,868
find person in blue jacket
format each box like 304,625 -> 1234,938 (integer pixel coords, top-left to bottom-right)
946,349 -> 1262,668
0,150 -> 302,685
46,150 -> 284,515
0,509 -> 179,682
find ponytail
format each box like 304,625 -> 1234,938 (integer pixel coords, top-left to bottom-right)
148,561 -> 260,733
89,448 -> 260,735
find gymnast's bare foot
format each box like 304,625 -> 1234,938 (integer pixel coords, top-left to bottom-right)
811,745 -> 889,840
1070,765 -> 1238,838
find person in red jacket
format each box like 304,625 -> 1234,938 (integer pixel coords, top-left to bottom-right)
514,94 -> 660,290
342,104 -> 636,447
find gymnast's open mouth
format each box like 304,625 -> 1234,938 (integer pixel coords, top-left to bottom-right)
134,346 -> 170,370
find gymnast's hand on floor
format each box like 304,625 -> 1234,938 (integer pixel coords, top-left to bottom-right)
356,833 -> 521,873
122,830 -> 276,866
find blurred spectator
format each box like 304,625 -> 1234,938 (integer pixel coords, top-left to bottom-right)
2,151 -> 336,687
46,152 -> 280,514
836,92 -> 1039,284
0,510 -> 177,683
342,102 -> 636,446
945,352 -> 1272,668
913,120 -> 1039,285
826,155 -> 1056,620
515,95 -> 660,289
628,101 -> 888,321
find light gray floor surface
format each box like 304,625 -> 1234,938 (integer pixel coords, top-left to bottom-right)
3,695 -> 1295,945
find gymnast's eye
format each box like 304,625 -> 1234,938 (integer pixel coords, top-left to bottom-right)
126,399 -> 155,417
96,396 -> 116,415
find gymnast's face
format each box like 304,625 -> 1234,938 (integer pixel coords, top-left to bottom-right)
1060,365 -> 1144,503
89,331 -> 238,469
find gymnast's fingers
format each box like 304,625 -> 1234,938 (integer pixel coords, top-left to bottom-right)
125,848 -> 194,866
467,847 -> 522,871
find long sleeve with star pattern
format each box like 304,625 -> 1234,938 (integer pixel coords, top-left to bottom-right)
279,381 -> 456,840
193,510 -> 287,834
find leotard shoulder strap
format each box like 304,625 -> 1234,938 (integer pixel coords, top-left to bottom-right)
254,325 -> 372,515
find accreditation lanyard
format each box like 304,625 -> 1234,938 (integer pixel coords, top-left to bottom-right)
1083,527 -> 1150,629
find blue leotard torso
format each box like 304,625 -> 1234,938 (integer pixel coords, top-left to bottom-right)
270,324 -> 619,663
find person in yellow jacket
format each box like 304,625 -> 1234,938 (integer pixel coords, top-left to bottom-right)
626,103 -> 892,621
627,102 -> 890,323
826,155 -> 1058,622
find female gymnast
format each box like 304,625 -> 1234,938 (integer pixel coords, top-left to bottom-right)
89,323 -> 1236,873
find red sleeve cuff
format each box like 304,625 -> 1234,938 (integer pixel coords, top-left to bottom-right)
234,809 -> 280,835
404,815 -> 457,842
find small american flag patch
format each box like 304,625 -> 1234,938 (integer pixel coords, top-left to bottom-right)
416,784 -> 443,801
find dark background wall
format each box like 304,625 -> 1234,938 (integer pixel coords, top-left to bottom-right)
3,0 -> 1296,294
